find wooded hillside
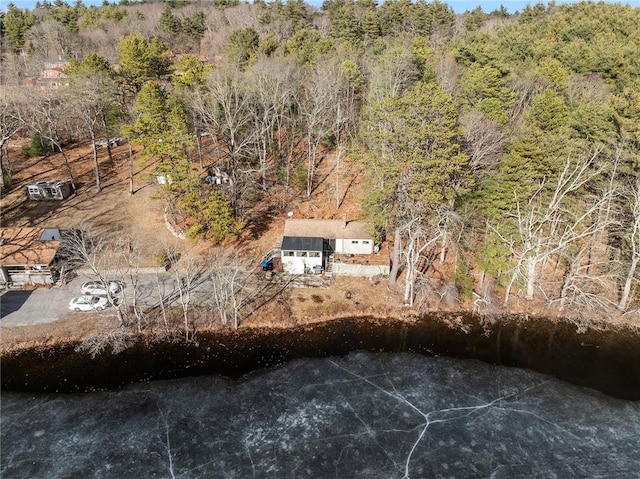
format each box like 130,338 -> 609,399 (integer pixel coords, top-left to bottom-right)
1,0 -> 639,318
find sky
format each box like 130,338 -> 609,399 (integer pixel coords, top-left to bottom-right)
2,0 -> 640,14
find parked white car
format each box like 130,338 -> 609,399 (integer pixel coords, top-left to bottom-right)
69,296 -> 109,312
80,281 -> 122,296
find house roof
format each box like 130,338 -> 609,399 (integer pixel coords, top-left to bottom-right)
0,227 -> 60,267
283,219 -> 371,240
281,236 -> 324,251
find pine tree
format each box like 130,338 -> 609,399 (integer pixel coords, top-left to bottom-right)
160,5 -> 181,35
225,27 -> 260,67
117,34 -> 173,91
3,4 -> 38,52
360,81 -> 473,227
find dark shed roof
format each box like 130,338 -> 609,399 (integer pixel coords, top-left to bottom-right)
281,236 -> 324,251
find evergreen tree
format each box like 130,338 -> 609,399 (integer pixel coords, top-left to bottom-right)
324,0 -> 361,46
460,64 -> 514,125
117,34 -> 173,91
463,6 -> 487,32
47,0 -> 81,33
122,81 -> 172,161
3,4 -> 38,51
285,28 -> 331,65
225,27 -> 260,67
173,54 -> 212,92
526,90 -> 569,134
181,11 -> 206,40
160,5 -> 181,35
360,81 -> 472,228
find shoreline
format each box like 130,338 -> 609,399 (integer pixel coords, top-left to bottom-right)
2,312 -> 640,400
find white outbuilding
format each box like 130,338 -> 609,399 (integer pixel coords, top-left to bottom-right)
280,219 -> 379,275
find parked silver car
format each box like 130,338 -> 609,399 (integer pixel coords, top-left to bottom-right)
80,281 -> 122,296
69,296 -> 109,312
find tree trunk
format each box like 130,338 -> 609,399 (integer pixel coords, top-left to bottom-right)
232,293 -> 239,330
196,130 -> 203,170
0,143 -> 8,190
155,273 -> 169,332
176,277 -> 190,341
259,135 -> 267,191
102,116 -> 114,165
306,133 -> 314,199
92,140 -> 101,193
128,143 -> 134,195
335,145 -> 341,210
525,256 -> 536,300
619,256 -> 639,311
403,257 -> 414,305
389,226 -> 402,286
58,145 -> 76,190
558,264 -> 573,310
503,263 -> 520,307
439,230 -> 447,264
282,140 -> 295,209
106,143 -> 113,165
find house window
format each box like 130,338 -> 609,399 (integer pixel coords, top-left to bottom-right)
363,240 -> 370,244
298,251 -> 308,257
309,251 -> 321,257
284,251 -> 295,257
351,240 -> 359,244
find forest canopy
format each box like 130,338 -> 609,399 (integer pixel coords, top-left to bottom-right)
1,0 -> 639,316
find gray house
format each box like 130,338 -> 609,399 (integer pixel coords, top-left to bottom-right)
280,219 -> 388,276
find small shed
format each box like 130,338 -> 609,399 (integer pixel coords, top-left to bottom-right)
26,180 -> 72,201
281,236 -> 324,275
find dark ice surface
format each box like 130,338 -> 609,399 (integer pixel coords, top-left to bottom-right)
2,352 -> 639,478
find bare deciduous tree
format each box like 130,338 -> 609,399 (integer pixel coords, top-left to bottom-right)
192,64 -> 255,212
19,88 -> 79,188
163,245 -> 204,340
460,110 -> 506,179
299,60 -> 337,199
436,206 -> 464,264
433,52 -> 461,97
59,227 -> 128,325
25,19 -> 74,60
246,57 -> 299,191
365,38 -> 420,103
618,175 -> 640,311
109,236 -> 146,333
0,98 -> 24,189
207,249 -> 251,330
66,74 -> 117,193
498,153 -> 616,306
154,269 -> 171,334
402,222 -> 442,306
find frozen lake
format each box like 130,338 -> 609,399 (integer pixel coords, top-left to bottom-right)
3,351 -> 639,478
